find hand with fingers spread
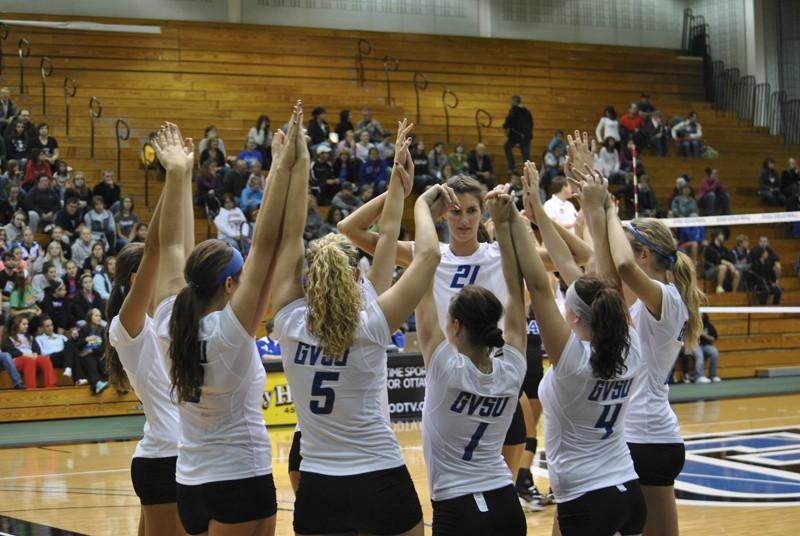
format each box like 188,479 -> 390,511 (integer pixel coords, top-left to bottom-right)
575,165 -> 608,209
567,130 -> 594,188
420,183 -> 459,221
153,123 -> 189,172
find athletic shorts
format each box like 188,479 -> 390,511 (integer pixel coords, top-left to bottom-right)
557,479 -> 646,536
628,442 -> 686,486
130,456 -> 177,506
294,465 -> 422,535
503,400 -> 525,446
431,484 -> 525,536
176,474 -> 277,535
288,430 -> 302,473
522,353 -> 544,399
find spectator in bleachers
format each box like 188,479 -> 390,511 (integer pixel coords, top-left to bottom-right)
83,196 -> 116,248
198,125 -> 226,156
0,184 -> 21,223
704,229 -> 740,294
336,130 -> 358,159
247,115 -> 272,151
543,176 -> 577,233
0,250 -> 21,295
331,181 -> 363,216
356,108 -> 384,142
671,111 -> 703,157
5,109 -> 35,141
439,163 -> 454,182
222,160 -> 249,201
447,143 -> 468,174
541,144 -> 566,194
731,234 -> 751,290
35,316 -> 84,385
671,182 -> 699,218
642,110 -> 669,157
751,246 -> 782,305
130,223 -> 147,243
17,227 -> 40,265
758,158 -> 785,206
750,235 -> 781,276
358,184 -> 374,204
619,139 -> 644,176
49,226 -> 70,257
72,274 -> 105,322
304,194 -> 323,243
0,87 -> 18,130
308,107 -> 331,150
427,141 -> 447,174
468,142 -> 494,188
71,226 -> 94,268
52,161 -> 70,201
214,193 -> 250,254
692,313 -> 720,383
195,161 -> 222,215
0,229 -> 7,255
34,240 -> 67,277
620,102 -> 645,149
0,348 -> 24,389
31,261 -> 59,303
0,160 -> 22,199
332,148 -> 361,184
594,137 -> 624,184
3,316 -> 56,389
77,308 -> 110,395
320,206 -> 344,236
199,137 -> 226,168
6,121 -> 30,166
781,157 -> 799,199
697,167 -> 731,216
8,272 -> 40,320
637,92 -> 655,119
41,280 -> 76,334
595,106 -> 620,143
30,123 -> 59,165
376,132 -> 395,163
502,95 -> 533,173
23,149 -> 52,191
354,130 -> 374,162
92,169 -> 121,214
239,174 -> 264,213
92,256 -> 115,301
62,260 -> 80,299
237,138 -> 264,169
311,146 -> 337,204
334,109 -> 354,141
410,141 -> 436,193
24,175 -> 60,232
4,210 -> 28,244
113,197 -> 138,250
66,172 -> 91,211
667,176 -> 689,207
358,147 -> 389,193
547,130 -> 567,154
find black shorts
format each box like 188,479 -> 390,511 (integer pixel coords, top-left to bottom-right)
503,400 -> 525,446
431,484 -> 526,536
294,465 -> 422,535
130,456 -> 177,506
522,353 -> 544,399
628,442 -> 686,486
177,474 -> 277,535
288,430 -> 302,473
557,480 -> 646,536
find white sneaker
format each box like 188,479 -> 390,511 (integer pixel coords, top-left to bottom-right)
682,376 -> 692,384
716,286 -> 725,294
712,376 -> 722,382
63,367 -> 72,378
696,376 -> 711,384
75,379 -> 89,386
519,494 -> 545,512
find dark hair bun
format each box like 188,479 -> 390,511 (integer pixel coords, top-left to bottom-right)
482,326 -> 505,348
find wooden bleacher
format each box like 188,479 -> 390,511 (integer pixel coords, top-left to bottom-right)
0,14 -> 797,421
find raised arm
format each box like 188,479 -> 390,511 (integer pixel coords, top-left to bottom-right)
574,166 -> 620,287
182,142 -> 196,259
231,101 -> 303,335
338,192 -> 414,267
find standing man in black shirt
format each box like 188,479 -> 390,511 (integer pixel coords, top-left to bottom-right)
502,95 -> 533,174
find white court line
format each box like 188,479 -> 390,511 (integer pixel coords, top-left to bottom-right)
0,468 -> 128,481
680,472 -> 800,488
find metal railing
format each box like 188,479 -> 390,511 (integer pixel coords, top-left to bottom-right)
682,8 -> 800,145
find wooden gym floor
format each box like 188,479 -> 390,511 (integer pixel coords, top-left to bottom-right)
0,395 -> 798,535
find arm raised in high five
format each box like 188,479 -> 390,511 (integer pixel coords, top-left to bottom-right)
574,165 -> 620,288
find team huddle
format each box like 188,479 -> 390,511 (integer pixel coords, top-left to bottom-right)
106,101 -> 703,536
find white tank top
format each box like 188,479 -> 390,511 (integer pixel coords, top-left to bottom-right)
538,329 -> 642,503
109,315 -> 179,459
275,280 -> 404,476
156,301 -> 272,485
423,341 -> 526,501
625,282 -> 688,444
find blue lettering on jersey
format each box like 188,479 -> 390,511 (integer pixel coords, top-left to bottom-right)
449,392 -> 510,417
450,265 -> 480,288
587,378 -> 633,402
526,319 -> 540,335
677,321 -> 688,343
293,342 -> 349,367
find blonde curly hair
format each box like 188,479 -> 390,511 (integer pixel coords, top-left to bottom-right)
306,233 -> 363,358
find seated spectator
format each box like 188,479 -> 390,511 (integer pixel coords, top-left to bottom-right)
334,109 -> 354,141
195,162 -> 222,216
92,256 -> 115,301
24,175 -> 60,231
92,169 -> 122,213
354,130 -> 374,162
336,129 -> 358,159
30,123 -> 59,164
128,223 -> 146,243
358,147 -> 388,193
758,158 -> 785,206
0,347 -> 25,388
594,137 -> 625,184
427,142 -> 448,173
373,131 -> 394,163
671,183 -> 699,218
8,272 -> 40,320
410,141 -> 436,193
439,163 -> 455,182
619,139 -> 645,176
704,229 -> 740,294
84,196 -> 116,248
731,234 -> 751,282
751,246 -> 782,305
76,308 -> 110,394
247,115 -> 272,153
448,144 -> 468,173
66,172 -> 92,211
677,224 -> 705,266
198,125 -> 226,156
52,161 -> 71,201
540,144 -> 565,194
31,261 -> 60,303
320,206 -> 344,236
5,120 -> 30,166
83,242 -> 107,274
239,174 -> 264,213
595,106 -> 620,143
0,185 -> 22,223
308,107 -> 331,150
237,138 -> 263,169
692,313 -> 721,383
16,227 -> 40,264
547,130 -> 567,154
71,226 -> 94,269
61,260 -> 80,299
619,102 -> 645,149
114,197 -> 138,250
332,149 -> 361,184
54,197 -> 82,241
6,109 -> 36,140
199,137 -> 226,168
616,174 -> 660,219
358,184 -> 374,204
642,110 -> 669,156
468,143 -> 494,188
4,210 -> 28,244
23,149 -> 52,190
72,274 -> 106,322
637,93 -> 655,119
304,194 -> 323,243
310,146 -> 337,204
256,320 -> 281,363
668,176 -> 693,207
781,157 -> 799,199
750,236 -> 781,277
0,87 -> 18,130
41,281 -> 77,333
2,316 -> 56,389
222,160 -> 249,201
697,168 -> 731,215
49,226 -> 70,257
0,161 -> 23,200
35,316 -> 84,385
331,182 -> 363,216
543,177 -> 577,233
214,193 -> 250,254
0,250 -> 21,300
356,108 -> 384,142
671,111 -> 703,157
34,240 -> 68,277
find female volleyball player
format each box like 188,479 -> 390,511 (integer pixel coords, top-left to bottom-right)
105,122 -> 190,535
414,189 -> 527,535
514,162 -> 646,536
271,120 -> 445,535
164,102 -> 303,536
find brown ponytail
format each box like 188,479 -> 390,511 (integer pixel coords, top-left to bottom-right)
448,285 -> 505,348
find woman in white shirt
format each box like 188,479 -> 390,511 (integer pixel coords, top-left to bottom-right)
414,190 -> 527,535
594,137 -> 622,181
595,106 -> 621,143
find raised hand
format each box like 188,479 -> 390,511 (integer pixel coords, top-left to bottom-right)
567,130 -> 594,191
420,183 -> 459,221
520,160 -> 541,223
152,122 -> 189,171
485,190 -> 513,224
394,119 -> 415,195
273,100 -> 302,169
574,165 -> 608,208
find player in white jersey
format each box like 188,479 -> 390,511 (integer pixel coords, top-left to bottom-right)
271,118 -> 447,536
509,170 -> 646,536
104,124 -> 190,536
414,190 -> 527,535
577,156 -> 704,536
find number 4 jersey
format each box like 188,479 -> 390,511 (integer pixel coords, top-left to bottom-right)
274,281 -> 405,476
538,328 -> 643,503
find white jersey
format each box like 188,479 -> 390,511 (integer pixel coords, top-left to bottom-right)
431,242 -> 509,333
275,280 -> 403,476
109,315 -> 179,459
539,329 -> 642,503
625,282 -> 688,444
155,300 -> 271,485
423,341 -> 525,501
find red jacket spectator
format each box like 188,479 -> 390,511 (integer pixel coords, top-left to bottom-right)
620,113 -> 644,133
696,172 -> 726,199
23,160 -> 52,189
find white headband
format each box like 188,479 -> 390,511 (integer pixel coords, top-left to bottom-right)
565,282 -> 592,322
